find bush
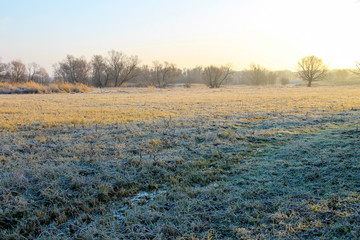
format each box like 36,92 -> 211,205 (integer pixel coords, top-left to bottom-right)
280,77 -> 290,86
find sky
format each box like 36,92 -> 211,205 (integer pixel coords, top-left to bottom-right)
1,0 -> 360,73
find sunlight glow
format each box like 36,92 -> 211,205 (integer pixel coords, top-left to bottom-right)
1,0 -> 359,72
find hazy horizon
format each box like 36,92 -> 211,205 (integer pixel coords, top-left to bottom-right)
1,0 -> 360,74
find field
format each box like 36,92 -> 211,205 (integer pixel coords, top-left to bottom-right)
0,86 -> 359,239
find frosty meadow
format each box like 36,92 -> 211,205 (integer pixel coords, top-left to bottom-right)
0,86 -> 359,239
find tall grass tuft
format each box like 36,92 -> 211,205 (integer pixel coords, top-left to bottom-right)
0,81 -> 91,94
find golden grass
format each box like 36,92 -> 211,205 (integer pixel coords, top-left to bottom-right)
1,86 -> 360,132
0,85 -> 358,131
0,81 -> 91,94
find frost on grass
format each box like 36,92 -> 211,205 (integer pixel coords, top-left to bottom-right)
0,86 -> 359,239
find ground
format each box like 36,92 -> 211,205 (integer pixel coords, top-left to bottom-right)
0,86 -> 359,239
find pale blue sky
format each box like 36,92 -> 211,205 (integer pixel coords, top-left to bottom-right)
1,0 -> 360,73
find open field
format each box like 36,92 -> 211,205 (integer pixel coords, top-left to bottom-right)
0,86 -> 359,239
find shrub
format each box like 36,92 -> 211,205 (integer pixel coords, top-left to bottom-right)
280,77 -> 290,85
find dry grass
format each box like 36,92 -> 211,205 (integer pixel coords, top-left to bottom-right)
0,81 -> 91,95
1,86 -> 360,132
0,86 -> 359,239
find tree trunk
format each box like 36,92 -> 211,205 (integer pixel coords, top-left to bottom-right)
307,78 -> 312,87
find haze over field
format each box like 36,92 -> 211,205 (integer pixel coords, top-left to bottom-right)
1,0 -> 360,73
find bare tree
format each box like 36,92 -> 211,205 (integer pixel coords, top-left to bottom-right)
244,64 -> 267,86
54,55 -> 91,84
277,70 -> 294,85
202,64 -> 233,88
244,64 -> 279,86
139,65 -> 154,87
9,60 -> 27,83
107,50 -> 139,87
28,62 -> 40,81
117,55 -> 139,87
280,77 -> 290,85
327,69 -> 351,82
182,66 -> 202,88
26,63 -> 50,84
298,55 -> 327,87
0,61 -> 10,82
107,50 -> 124,87
267,71 -> 277,85
144,61 -> 181,88
36,68 -> 50,84
91,55 -> 108,87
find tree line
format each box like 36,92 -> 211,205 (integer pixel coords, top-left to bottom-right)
1,51 -> 359,88
52,51 -> 294,88
0,60 -> 50,84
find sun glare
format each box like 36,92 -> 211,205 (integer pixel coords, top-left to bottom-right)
1,0 -> 359,71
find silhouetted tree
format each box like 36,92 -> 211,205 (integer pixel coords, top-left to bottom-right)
298,55 -> 327,87
107,50 -> 139,87
327,69 -> 351,82
183,66 -> 202,88
9,60 -> 27,83
54,55 -> 91,84
144,61 -> 181,88
280,77 -> 290,85
28,62 -> 40,81
244,64 -> 281,86
35,68 -> 50,84
0,61 -> 10,82
140,65 -> 152,87
27,62 -> 50,84
202,64 -> 233,88
91,55 -> 108,87
244,64 -> 267,86
267,71 -> 277,85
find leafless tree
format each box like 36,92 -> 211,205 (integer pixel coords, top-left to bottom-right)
182,66 -> 202,88
9,60 -> 27,83
244,64 -> 279,86
202,64 -> 233,88
298,55 -> 327,87
91,55 -> 108,87
117,55 -> 139,87
244,64 -> 267,86
107,50 -> 124,87
139,65 -> 152,87
0,61 -> 10,82
144,61 -> 181,88
267,71 -> 277,85
28,62 -> 40,81
26,62 -> 50,84
280,77 -> 290,85
54,55 -> 91,84
107,50 -> 139,87
36,68 -> 50,84
327,69 -> 351,82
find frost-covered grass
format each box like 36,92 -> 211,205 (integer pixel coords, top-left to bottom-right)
0,86 -> 359,239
